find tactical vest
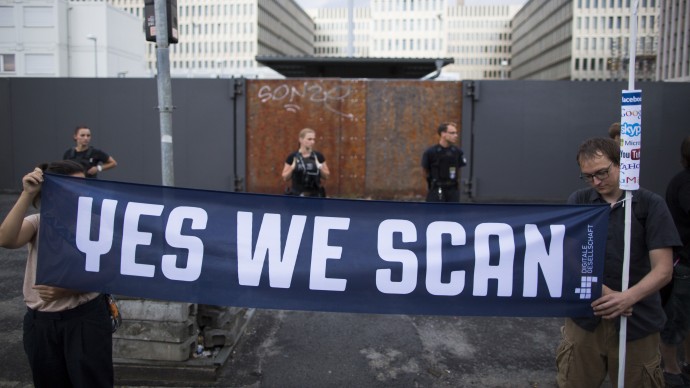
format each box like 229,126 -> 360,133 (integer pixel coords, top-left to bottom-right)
429,145 -> 460,186
68,147 -> 95,170
294,152 -> 321,190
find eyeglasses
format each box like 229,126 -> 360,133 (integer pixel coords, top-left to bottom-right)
579,162 -> 613,183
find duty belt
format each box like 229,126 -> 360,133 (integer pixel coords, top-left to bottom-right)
433,180 -> 458,188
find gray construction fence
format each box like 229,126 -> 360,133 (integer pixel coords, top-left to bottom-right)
1,77 -> 688,202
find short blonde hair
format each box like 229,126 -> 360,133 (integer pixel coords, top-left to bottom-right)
299,128 -> 315,139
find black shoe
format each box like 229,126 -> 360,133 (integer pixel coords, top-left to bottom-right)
665,371 -> 690,388
682,361 -> 690,379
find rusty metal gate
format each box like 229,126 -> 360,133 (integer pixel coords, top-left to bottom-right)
245,79 -> 463,199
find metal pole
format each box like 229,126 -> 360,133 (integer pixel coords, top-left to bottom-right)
86,35 -> 97,77
617,1 -> 639,387
93,38 -> 98,77
154,0 -> 174,186
347,0 -> 354,57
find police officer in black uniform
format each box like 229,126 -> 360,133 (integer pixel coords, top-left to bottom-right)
282,128 -> 330,197
421,122 -> 467,202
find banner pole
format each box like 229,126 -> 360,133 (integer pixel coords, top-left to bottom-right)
618,1 -> 639,386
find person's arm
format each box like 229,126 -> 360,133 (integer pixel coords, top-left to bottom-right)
421,150 -> 431,187
679,181 -> 690,214
459,150 -> 467,167
87,152 -> 117,176
32,285 -> 81,302
591,247 -> 673,319
282,156 -> 296,181
319,161 -> 330,180
0,169 -> 42,249
100,156 -> 117,171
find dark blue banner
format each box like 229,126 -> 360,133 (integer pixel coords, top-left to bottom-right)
37,174 -> 609,317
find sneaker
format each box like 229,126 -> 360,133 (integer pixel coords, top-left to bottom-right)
665,371 -> 690,388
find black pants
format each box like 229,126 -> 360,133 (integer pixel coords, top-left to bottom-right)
23,296 -> 113,388
426,185 -> 460,202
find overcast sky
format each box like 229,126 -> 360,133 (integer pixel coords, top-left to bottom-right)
295,0 -> 528,8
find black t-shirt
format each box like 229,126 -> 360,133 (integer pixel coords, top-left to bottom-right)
63,147 -> 110,178
421,144 -> 466,185
666,168 -> 690,262
568,187 -> 681,340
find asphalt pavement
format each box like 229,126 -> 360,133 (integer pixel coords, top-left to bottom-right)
0,192 -> 576,387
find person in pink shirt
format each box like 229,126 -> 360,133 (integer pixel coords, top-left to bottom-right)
0,160 -> 113,388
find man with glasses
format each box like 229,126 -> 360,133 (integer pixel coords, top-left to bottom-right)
555,137 -> 680,387
421,122 -> 466,202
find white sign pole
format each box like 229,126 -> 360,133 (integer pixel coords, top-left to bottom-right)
617,1 -> 640,387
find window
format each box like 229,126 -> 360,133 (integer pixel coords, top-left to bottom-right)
0,54 -> 15,72
0,6 -> 13,26
25,54 -> 54,74
24,6 -> 53,27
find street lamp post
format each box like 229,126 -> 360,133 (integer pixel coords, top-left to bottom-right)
437,13 -> 443,59
86,34 -> 97,77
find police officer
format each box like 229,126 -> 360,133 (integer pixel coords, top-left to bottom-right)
282,128 -> 330,197
63,125 -> 117,179
421,122 -> 467,202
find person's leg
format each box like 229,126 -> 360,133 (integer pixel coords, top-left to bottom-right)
22,311 -> 72,388
445,186 -> 460,202
661,284 -> 683,375
62,298 -> 114,388
607,331 -> 664,388
663,264 -> 690,381
556,318 -> 608,388
426,187 -> 441,202
661,342 -> 682,373
684,337 -> 690,373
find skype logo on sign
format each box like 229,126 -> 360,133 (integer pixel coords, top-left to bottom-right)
621,123 -> 641,137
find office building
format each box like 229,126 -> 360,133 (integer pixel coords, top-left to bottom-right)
0,0 -> 147,77
445,4 -> 521,80
656,0 -> 689,81
512,0 -> 660,81
109,0 -> 314,78
307,0 -> 521,80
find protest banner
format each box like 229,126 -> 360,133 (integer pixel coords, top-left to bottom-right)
37,174 -> 609,317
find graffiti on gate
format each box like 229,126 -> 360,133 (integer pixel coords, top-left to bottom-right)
257,82 -> 355,120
